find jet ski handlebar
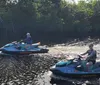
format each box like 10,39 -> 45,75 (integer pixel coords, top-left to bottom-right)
77,55 -> 83,58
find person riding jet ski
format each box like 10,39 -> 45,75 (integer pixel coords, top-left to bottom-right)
25,33 -> 33,45
24,33 -> 33,50
76,44 -> 97,71
81,44 -> 97,65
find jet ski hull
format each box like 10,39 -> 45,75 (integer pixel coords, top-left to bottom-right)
51,70 -> 100,78
0,49 -> 49,55
0,42 -> 49,55
50,59 -> 100,78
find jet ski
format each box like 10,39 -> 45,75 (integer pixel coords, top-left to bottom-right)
0,41 -> 49,55
50,55 -> 100,78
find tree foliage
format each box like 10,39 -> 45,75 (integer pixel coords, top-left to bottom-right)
0,0 -> 100,44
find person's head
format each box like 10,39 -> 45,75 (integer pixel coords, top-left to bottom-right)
26,33 -> 30,35
26,33 -> 31,37
89,44 -> 93,50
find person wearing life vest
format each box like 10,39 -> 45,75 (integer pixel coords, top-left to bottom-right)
25,33 -> 33,44
81,44 -> 97,64
24,33 -> 33,50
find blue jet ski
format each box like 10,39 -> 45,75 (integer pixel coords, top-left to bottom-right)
50,56 -> 100,78
0,41 -> 49,55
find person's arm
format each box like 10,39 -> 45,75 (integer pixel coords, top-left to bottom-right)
81,51 -> 88,55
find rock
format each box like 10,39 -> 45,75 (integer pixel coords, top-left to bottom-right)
1,83 -> 5,85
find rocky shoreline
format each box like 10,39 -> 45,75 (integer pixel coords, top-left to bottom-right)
0,55 -> 58,85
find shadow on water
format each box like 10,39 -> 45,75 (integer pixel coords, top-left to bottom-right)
50,78 -> 99,85
50,78 -> 76,85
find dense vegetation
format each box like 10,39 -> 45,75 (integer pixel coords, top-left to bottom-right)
0,0 -> 100,45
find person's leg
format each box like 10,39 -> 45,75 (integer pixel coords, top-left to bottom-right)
88,60 -> 95,64
92,60 -> 96,65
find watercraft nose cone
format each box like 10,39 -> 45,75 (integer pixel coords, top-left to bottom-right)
50,66 -> 56,71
